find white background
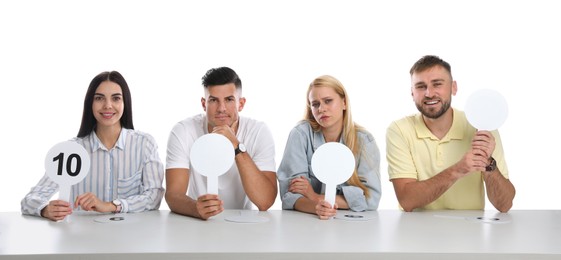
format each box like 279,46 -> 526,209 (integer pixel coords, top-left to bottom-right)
1,0 -> 559,212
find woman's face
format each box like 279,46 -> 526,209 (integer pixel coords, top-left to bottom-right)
308,86 -> 346,132
92,81 -> 124,129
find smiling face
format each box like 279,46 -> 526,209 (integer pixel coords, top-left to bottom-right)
308,86 -> 346,133
92,81 -> 124,129
411,65 -> 457,119
201,83 -> 245,131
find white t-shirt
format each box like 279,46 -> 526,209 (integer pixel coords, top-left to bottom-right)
166,114 -> 276,209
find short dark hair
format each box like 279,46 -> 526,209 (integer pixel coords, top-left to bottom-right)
410,55 -> 452,77
77,71 -> 134,137
201,67 -> 242,89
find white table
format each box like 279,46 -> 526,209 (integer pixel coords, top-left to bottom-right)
1,210 -> 560,259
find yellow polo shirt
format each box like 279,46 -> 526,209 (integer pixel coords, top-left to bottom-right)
386,109 -> 509,210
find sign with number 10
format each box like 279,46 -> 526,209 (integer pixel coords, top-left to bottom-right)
44,141 -> 91,203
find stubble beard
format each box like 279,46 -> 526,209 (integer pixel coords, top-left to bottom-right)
416,100 -> 451,119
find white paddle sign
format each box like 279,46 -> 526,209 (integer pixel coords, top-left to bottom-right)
311,142 -> 355,208
190,133 -> 235,195
44,141 -> 91,204
465,89 -> 509,131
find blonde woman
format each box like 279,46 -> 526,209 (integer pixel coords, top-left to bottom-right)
277,75 -> 381,219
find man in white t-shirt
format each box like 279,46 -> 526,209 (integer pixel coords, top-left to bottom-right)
165,67 -> 277,220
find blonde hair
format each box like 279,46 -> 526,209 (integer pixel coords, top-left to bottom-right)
304,75 -> 370,198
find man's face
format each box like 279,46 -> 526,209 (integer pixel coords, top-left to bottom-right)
411,65 -> 457,119
201,83 -> 245,129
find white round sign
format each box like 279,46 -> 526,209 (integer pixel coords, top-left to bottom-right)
465,89 -> 509,130
44,141 -> 91,202
190,133 -> 235,195
311,142 -> 355,208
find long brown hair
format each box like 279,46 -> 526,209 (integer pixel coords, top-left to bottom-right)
77,71 -> 134,137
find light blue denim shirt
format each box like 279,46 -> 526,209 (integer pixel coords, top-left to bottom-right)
277,121 -> 381,211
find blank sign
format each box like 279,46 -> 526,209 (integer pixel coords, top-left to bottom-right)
311,142 -> 355,208
190,133 -> 234,195
465,89 -> 509,131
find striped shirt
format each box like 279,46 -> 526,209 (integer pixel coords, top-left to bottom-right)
21,128 -> 165,216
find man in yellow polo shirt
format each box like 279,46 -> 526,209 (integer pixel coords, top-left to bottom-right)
386,55 -> 515,212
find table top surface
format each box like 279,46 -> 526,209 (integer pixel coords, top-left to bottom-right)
1,209 -> 560,258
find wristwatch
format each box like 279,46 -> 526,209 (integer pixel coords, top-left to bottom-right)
112,199 -> 122,213
235,143 -> 247,156
485,157 -> 497,172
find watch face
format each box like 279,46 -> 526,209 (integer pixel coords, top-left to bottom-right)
239,143 -> 247,152
113,199 -> 122,206
485,157 -> 497,172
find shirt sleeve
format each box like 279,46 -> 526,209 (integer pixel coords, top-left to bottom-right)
277,127 -> 311,210
21,174 -> 58,216
340,132 -> 382,211
491,130 -> 509,178
166,122 -> 192,170
121,134 -> 165,213
248,123 -> 276,173
386,121 -> 418,180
